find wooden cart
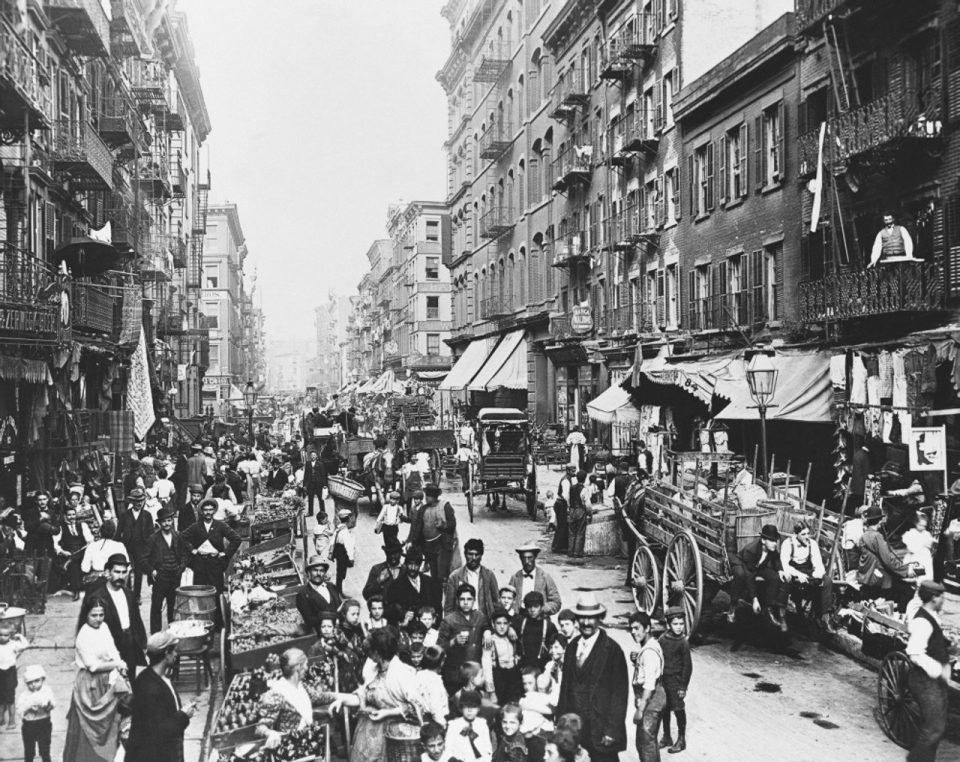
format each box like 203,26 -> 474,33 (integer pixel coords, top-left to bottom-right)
403,428 -> 457,488
465,408 -> 537,523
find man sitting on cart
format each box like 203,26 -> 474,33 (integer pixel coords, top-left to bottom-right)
730,524 -> 788,631
779,519 -> 834,631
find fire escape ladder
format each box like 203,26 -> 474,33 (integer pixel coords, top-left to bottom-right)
823,16 -> 859,115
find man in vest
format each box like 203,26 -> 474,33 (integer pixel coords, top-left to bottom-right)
144,505 -> 188,633
868,212 -> 915,267
905,580 -> 950,761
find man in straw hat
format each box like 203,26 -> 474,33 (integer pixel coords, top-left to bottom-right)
297,556 -> 341,636
556,593 -> 628,762
362,537 -> 405,601
144,505 -> 189,633
509,542 -> 562,616
905,579 -> 949,761
126,631 -> 198,762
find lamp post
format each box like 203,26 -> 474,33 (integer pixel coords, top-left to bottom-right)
746,352 -> 778,483
243,380 -> 258,444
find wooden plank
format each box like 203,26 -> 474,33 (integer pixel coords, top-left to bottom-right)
645,489 -> 725,530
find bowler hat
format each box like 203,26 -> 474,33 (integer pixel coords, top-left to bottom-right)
157,506 -> 177,521
572,593 -> 606,618
188,483 -> 204,495
863,504 -> 884,523
382,538 -> 404,553
126,487 -> 145,502
405,547 -> 424,565
105,553 -> 129,570
760,524 -> 780,542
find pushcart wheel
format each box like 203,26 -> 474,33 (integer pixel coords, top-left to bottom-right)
876,651 -> 921,749
662,529 -> 704,634
631,543 -> 660,615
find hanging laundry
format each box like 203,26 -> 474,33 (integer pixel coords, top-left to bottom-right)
878,351 -> 894,399
889,413 -> 902,444
921,345 -> 938,396
850,352 -> 868,405
863,353 -> 879,377
892,350 -> 908,410
866,376 -> 883,438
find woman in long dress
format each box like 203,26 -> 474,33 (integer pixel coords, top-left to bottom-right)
331,627 -> 425,762
62,597 -> 126,762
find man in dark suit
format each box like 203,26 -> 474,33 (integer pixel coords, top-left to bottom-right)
730,523 -> 788,629
362,539 -> 405,601
144,506 -> 189,633
556,595 -> 629,762
85,553 -> 148,675
185,443 -> 207,491
126,631 -> 198,762
117,488 -> 155,602
385,547 -> 442,620
296,555 -> 342,636
181,498 -> 241,593
407,484 -> 458,582
179,483 -> 203,532
303,449 -> 328,520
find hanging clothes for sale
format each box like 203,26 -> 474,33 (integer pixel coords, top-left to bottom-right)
878,351 -> 894,399
850,352 -> 868,405
892,350 -> 908,410
863,353 -> 879,377
829,354 -> 847,404
865,377 -> 882,438
904,350 -> 923,411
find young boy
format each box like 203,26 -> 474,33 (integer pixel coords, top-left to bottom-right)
556,609 -> 578,642
0,623 -> 27,729
17,665 -> 53,762
418,605 -> 440,648
375,491 -> 406,547
438,584 -> 487,695
513,592 -> 557,669
367,594 -> 387,631
446,689 -> 493,762
482,607 -> 522,705
543,490 -> 557,532
659,606 -> 692,753
498,584 -> 518,618
492,703 -> 527,762
309,611 -> 360,692
329,509 -> 356,595
421,720 -> 452,762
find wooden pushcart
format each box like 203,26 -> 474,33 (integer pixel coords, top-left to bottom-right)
465,408 -> 537,523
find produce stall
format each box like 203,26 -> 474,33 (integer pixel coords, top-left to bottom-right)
219,722 -> 329,762
250,494 -> 306,545
223,595 -> 317,675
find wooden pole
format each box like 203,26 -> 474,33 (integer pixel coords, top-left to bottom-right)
825,487 -> 850,583
802,462 -> 812,509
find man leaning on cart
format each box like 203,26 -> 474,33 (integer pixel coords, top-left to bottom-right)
905,580 -> 951,762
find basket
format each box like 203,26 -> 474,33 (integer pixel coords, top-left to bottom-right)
385,722 -> 423,762
328,475 -> 364,503
167,619 -> 213,651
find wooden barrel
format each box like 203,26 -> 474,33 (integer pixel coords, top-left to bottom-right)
759,499 -> 815,536
732,510 -> 777,553
174,585 -> 218,625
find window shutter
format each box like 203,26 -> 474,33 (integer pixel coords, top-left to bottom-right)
775,102 -> 785,183
656,0 -> 665,34
706,141 -> 716,211
673,166 -> 681,220
798,99 -> 808,136
800,234 -> 811,281
718,133 -> 728,206
687,269 -> 696,329
754,115 -> 764,190
687,154 -> 695,217
654,79 -> 663,132
656,174 -> 665,228
639,184 -> 647,231
738,122 -> 748,197
656,270 -> 665,325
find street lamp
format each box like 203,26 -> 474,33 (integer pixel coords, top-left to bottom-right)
243,380 -> 258,443
746,352 -> 778,483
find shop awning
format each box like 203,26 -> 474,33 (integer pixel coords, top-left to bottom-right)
713,351 -> 833,423
370,369 -> 403,395
416,370 -> 448,381
587,385 -> 642,424
355,378 -> 376,394
483,334 -> 529,391
468,331 -> 525,392
439,337 -> 500,391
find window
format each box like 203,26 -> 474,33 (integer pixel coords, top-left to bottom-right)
426,333 -> 441,354
206,315 -> 219,329
425,219 -> 440,241
666,264 -> 678,328
689,143 -> 715,217
664,166 -> 680,221
643,88 -> 655,137
643,180 -> 657,232
720,123 -> 747,202
757,103 -> 784,188
205,276 -> 218,289
687,265 -> 709,329
426,295 -> 440,319
646,271 -> 658,327
662,71 -> 674,128
426,256 -> 439,280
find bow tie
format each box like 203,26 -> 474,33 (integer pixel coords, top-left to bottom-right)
460,725 -> 481,758
523,572 -> 535,579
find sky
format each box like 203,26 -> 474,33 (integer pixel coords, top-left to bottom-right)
176,0 -> 450,341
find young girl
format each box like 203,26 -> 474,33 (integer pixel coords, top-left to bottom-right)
493,703 -> 527,762
483,608 -> 522,705
416,645 -> 449,725
452,661 -> 496,721
366,594 -> 386,631
659,607 -> 692,753
375,490 -> 406,546
418,605 -> 440,648
446,689 -> 493,762
17,664 -> 53,762
339,599 -> 366,658
0,623 -> 27,729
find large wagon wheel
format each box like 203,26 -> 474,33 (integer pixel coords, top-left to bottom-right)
876,651 -> 921,749
631,542 -> 660,615
662,529 -> 704,634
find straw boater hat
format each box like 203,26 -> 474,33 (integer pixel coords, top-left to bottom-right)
126,488 -> 145,503
515,542 -> 541,556
306,555 -> 329,570
337,508 -> 353,521
572,592 -> 606,618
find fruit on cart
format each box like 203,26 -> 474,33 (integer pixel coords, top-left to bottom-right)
223,721 -> 326,761
229,598 -> 307,652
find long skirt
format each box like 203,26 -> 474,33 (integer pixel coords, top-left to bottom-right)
62,669 -> 120,762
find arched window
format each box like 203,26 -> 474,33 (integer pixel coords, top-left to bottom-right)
506,170 -> 515,218
518,246 -> 527,306
517,159 -> 526,213
530,49 -> 543,115
507,252 -> 516,307
529,140 -> 541,204
516,75 -> 524,125
530,234 -> 543,303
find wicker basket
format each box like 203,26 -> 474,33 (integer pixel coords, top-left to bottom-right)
328,475 -> 364,503
385,722 -> 422,762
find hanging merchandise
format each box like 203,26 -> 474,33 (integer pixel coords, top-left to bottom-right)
892,350 -> 908,410
829,353 -> 847,404
878,351 -> 894,399
865,377 -> 882,437
129,326 -> 156,441
832,421 -> 850,502
850,352 -> 868,405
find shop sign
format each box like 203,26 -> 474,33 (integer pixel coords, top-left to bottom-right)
908,426 -> 946,472
0,305 -> 58,340
578,366 -> 593,384
570,305 -> 593,334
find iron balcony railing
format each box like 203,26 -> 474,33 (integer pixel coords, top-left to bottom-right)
45,0 -> 111,57
110,0 -> 149,57
600,13 -> 658,79
479,121 -> 513,160
798,262 -> 942,323
550,233 -> 591,267
687,291 -> 771,331
479,207 -> 515,239
549,73 -> 589,120
0,15 -> 52,129
607,205 -> 642,249
71,281 -> 119,337
105,198 -> 149,252
479,295 -> 513,320
0,243 -> 59,341
50,119 -> 114,191
552,142 -> 595,190
139,154 -> 171,198
128,59 -> 168,111
600,304 -> 653,335
798,86 -> 943,176
97,94 -> 140,149
474,42 -> 511,83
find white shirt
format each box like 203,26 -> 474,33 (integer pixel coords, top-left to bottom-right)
465,568 -> 480,610
107,585 -> 130,630
520,568 -> 537,601
81,539 -> 128,573
446,716 -> 492,762
0,635 -> 27,669
870,224 -> 914,265
154,478 -> 176,501
576,631 -> 599,667
906,609 -> 946,679
53,521 -> 93,556
780,537 -> 825,580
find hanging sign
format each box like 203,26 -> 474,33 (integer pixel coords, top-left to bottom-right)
570,304 -> 593,334
908,426 -> 946,471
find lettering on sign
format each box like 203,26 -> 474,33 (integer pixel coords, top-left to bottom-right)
0,307 -> 58,338
570,305 -> 593,334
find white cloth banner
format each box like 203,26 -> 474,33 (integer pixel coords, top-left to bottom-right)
129,326 -> 156,441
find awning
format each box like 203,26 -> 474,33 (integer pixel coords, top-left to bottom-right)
636,354 -> 733,405
587,385 -> 641,425
483,334 -> 529,391
439,337 -> 500,391
714,351 -> 833,423
468,331 -> 525,392
416,370 -> 448,381
355,378 -> 376,394
55,236 -> 125,277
